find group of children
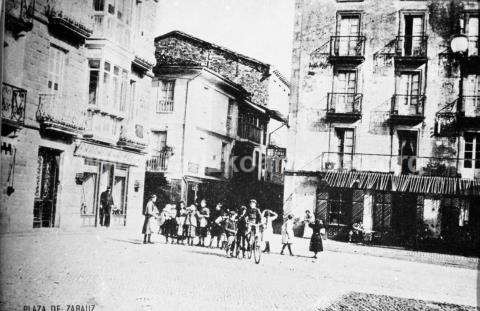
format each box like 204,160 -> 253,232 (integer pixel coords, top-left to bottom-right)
142,195 -> 323,259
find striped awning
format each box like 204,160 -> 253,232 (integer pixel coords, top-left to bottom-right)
322,171 -> 480,196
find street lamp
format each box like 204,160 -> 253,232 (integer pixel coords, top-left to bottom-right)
450,35 -> 469,114
450,35 -> 469,54
450,35 -> 469,172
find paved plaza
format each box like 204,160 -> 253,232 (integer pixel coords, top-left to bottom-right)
0,229 -> 478,311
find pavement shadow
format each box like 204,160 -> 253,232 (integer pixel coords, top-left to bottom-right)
108,238 -> 144,245
187,249 -> 230,259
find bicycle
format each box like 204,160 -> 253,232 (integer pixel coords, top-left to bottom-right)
245,223 -> 263,264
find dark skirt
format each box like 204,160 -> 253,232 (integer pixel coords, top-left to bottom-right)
210,223 -> 223,237
309,233 -> 323,253
198,226 -> 208,238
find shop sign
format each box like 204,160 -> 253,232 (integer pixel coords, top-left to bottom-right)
74,142 -> 140,166
267,147 -> 286,158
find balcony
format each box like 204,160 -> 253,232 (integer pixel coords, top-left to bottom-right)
395,36 -> 428,63
326,93 -> 362,122
47,10 -> 93,42
389,94 -> 425,125
320,152 -> 459,177
37,94 -> 85,136
132,55 -> 154,73
146,151 -> 171,172
5,0 -> 34,36
118,124 -> 148,150
2,83 -> 26,135
237,122 -> 262,144
329,36 -> 366,63
156,99 -> 174,113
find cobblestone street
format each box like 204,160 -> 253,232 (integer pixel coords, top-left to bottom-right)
1,230 -> 478,311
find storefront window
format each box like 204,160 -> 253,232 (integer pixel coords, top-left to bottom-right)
373,192 -> 391,231
113,176 -> 126,215
328,189 -> 352,225
81,173 -> 97,215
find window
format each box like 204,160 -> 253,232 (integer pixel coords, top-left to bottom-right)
112,66 -> 120,110
93,0 -> 104,11
112,169 -> 127,215
461,13 -> 479,56
119,70 -> 128,112
334,13 -> 361,56
463,75 -> 480,117
88,59 -> 100,106
129,80 -> 136,119
395,71 -> 422,114
156,81 -> 175,112
401,14 -> 425,56
226,99 -> 234,134
333,69 -> 357,112
328,189 -> 352,225
335,128 -> 354,170
135,0 -> 143,37
464,133 -> 480,169
398,130 -> 417,174
152,131 -> 167,151
47,46 -> 66,93
102,62 -> 111,109
81,173 -> 97,215
373,193 -> 391,230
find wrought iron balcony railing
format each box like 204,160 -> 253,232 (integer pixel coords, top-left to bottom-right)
37,94 -> 85,134
390,94 -> 425,125
329,36 -> 366,59
156,99 -> 174,113
2,82 -> 27,126
146,152 -> 170,172
326,93 -> 362,121
118,123 -> 148,150
237,121 -> 262,144
321,152 -> 460,177
460,95 -> 480,118
5,0 -> 34,34
395,35 -> 428,59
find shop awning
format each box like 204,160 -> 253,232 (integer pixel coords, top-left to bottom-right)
321,171 -> 480,197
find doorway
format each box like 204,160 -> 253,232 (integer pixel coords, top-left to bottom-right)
403,15 -> 424,56
33,147 -> 61,228
398,130 -> 417,175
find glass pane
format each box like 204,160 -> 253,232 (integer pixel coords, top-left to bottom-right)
82,173 -> 97,215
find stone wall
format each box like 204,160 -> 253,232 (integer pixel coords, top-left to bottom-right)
154,34 -> 271,106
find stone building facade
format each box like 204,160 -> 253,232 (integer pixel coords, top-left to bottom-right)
148,31 -> 286,208
285,0 -> 479,253
1,0 -> 158,232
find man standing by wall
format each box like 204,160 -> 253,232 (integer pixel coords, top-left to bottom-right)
100,187 -> 114,227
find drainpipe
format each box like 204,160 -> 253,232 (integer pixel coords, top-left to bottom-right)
180,73 -> 201,201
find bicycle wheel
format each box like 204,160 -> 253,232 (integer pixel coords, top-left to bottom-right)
246,235 -> 253,259
253,237 -> 261,264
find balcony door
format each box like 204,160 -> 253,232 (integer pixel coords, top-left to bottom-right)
333,70 -> 357,113
335,128 -> 354,170
396,71 -> 421,114
47,45 -> 65,94
398,130 -> 417,175
403,15 -> 424,56
466,15 -> 478,56
463,74 -> 480,117
336,15 -> 360,56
